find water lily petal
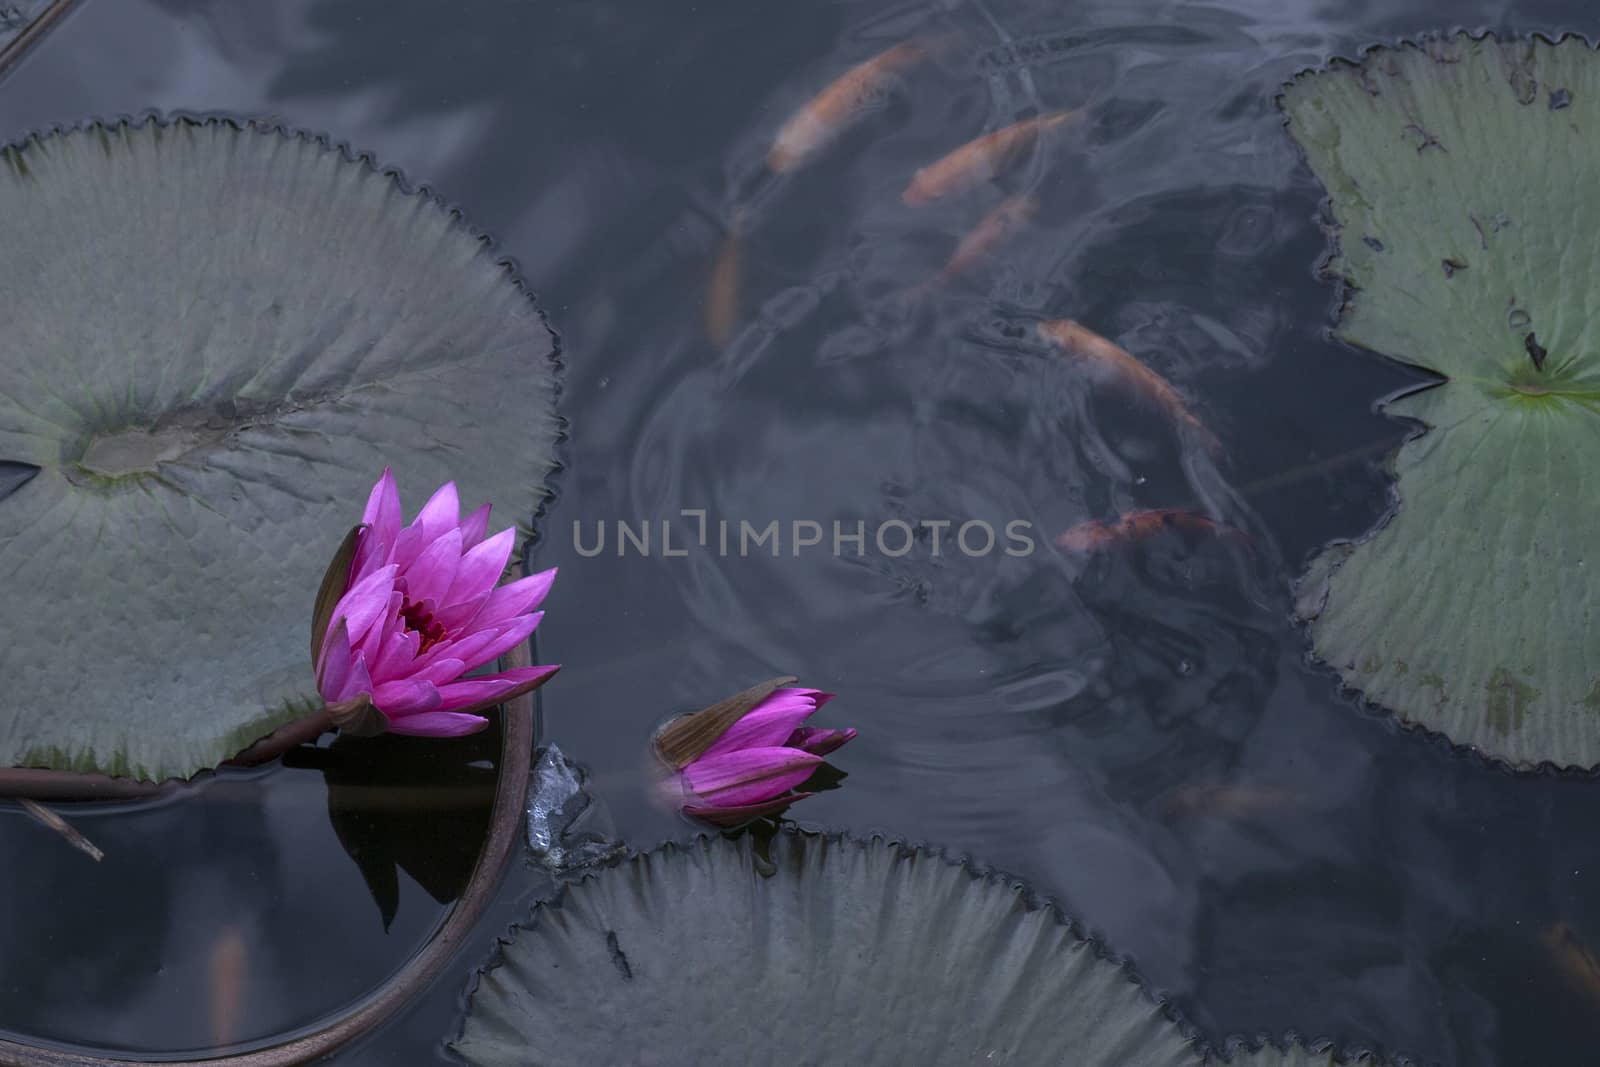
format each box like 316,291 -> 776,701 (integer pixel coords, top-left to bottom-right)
390,523 -> 427,571
444,527 -> 515,609
432,592 -> 493,633
403,528 -> 462,606
433,664 -> 560,715
326,564 -> 399,651
683,746 -> 822,807
699,689 -> 825,761
371,677 -> 443,717
418,612 -> 542,676
414,480 -> 461,545
386,711 -> 491,738
683,792 -> 816,825
463,612 -> 542,670
331,651 -> 374,705
361,468 -> 403,556
350,533 -> 391,586
459,502 -> 492,551
355,590 -> 405,664
412,656 -> 469,686
787,726 -> 857,757
410,624 -> 501,676
465,568 -> 557,631
371,626 -> 420,684
316,619 -> 355,698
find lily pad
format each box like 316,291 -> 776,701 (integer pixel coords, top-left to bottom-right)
0,117 -> 558,780
452,830 -> 1200,1067
1282,34 -> 1600,768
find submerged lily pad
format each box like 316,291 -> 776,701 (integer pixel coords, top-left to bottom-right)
453,830 -> 1200,1067
0,117 -> 558,780
1282,35 -> 1600,768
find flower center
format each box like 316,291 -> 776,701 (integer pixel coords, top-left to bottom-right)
399,596 -> 449,652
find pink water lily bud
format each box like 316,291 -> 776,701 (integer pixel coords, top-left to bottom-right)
661,685 -> 857,827
312,468 -> 560,738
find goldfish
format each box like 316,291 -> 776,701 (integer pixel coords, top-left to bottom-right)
1055,509 -> 1249,554
768,40 -> 935,174
905,193 -> 1037,298
903,110 -> 1079,206
704,208 -> 746,347
209,925 -> 249,1047
1543,923 -> 1600,1011
1037,318 -> 1222,455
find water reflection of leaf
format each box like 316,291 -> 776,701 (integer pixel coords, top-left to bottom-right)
286,728 -> 498,930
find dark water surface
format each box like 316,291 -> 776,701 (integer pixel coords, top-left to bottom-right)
4,0 -> 1600,1063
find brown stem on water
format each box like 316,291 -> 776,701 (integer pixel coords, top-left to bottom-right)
0,0 -> 80,81
18,799 -> 104,862
0,632 -> 539,1066
225,707 -> 338,769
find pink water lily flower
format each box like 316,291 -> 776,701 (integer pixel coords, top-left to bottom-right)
675,687 -> 856,825
315,468 -> 559,738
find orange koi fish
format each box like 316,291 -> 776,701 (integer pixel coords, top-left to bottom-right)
902,110 -> 1079,206
768,40 -> 935,174
905,193 -> 1037,298
704,208 -> 746,347
1544,923 -> 1600,1011
1037,318 -> 1222,456
209,925 -> 249,1047
1055,509 -> 1249,554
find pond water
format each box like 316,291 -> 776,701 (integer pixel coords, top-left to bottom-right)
3,0 -> 1600,1063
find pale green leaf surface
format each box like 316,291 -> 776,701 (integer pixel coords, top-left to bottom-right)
0,119 -> 558,780
1283,35 -> 1600,767
453,831 -> 1202,1067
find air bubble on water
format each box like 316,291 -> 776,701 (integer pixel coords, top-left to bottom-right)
527,743 -> 628,876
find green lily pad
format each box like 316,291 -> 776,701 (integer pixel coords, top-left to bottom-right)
1282,34 -> 1600,768
0,117 -> 558,781
452,830 -> 1201,1067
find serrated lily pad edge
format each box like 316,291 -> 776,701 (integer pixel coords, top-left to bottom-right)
449,829 -> 1438,1065
450,827 -> 1201,1057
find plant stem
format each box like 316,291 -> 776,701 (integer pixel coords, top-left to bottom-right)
0,706 -> 338,802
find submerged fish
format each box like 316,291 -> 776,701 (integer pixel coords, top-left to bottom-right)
209,925 -> 249,1047
704,208 -> 746,347
1037,318 -> 1222,456
1055,509 -> 1249,554
904,193 -> 1037,298
902,110 -> 1079,206
768,39 -> 935,174
1544,923 -> 1600,1011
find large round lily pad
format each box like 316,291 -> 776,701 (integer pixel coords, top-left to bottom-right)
453,830 -> 1200,1067
1283,35 -> 1600,768
0,117 -> 558,781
